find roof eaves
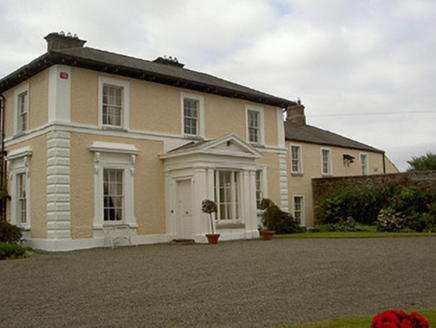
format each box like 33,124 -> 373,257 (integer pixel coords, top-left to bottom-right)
1,49 -> 295,108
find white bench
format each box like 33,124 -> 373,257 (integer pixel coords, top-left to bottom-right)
102,224 -> 133,248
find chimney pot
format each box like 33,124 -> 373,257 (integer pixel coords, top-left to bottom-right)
44,32 -> 87,51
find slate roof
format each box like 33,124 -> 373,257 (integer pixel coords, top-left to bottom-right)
0,46 -> 295,108
284,122 -> 384,153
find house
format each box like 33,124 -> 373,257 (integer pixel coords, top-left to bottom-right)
284,101 -> 398,227
0,32 -> 398,251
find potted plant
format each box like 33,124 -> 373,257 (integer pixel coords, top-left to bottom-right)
259,198 -> 303,240
202,199 -> 220,244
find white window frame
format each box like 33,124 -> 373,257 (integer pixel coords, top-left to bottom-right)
321,148 -> 332,176
91,142 -> 140,229
293,196 -> 305,226
290,144 -> 303,174
360,153 -> 369,175
245,105 -> 265,145
255,168 -> 267,210
215,170 -> 242,224
98,77 -> 130,129
103,168 -> 124,222
7,147 -> 32,229
14,84 -> 29,135
181,92 -> 204,138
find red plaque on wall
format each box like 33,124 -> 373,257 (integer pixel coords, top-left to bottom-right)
60,72 -> 69,79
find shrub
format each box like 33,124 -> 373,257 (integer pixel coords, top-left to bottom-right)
312,218 -> 372,232
316,188 -> 383,225
377,208 -> 406,232
0,242 -> 27,260
0,221 -> 23,244
261,203 -> 303,234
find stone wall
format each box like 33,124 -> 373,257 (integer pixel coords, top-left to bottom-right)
312,171 -> 436,223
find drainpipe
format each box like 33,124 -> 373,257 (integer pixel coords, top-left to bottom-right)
0,95 -> 6,220
382,152 -> 386,174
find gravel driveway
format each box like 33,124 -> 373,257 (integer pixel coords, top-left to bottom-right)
1,237 -> 435,327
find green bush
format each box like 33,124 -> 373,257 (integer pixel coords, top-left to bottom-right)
0,221 -> 23,244
316,188 -> 383,225
0,242 -> 27,260
312,219 -> 372,233
261,204 -> 303,234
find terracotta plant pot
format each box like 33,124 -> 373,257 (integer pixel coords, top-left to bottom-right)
205,234 -> 220,244
261,230 -> 275,241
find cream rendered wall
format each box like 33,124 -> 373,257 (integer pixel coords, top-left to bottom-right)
6,135 -> 48,238
69,132 -> 166,238
3,71 -> 49,139
287,141 -> 397,227
69,67 -> 280,147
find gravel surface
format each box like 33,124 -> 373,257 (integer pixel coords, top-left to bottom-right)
1,237 -> 435,327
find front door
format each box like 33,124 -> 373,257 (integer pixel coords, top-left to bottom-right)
176,179 -> 193,239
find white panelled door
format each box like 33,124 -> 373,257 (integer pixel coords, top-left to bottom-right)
176,179 -> 193,239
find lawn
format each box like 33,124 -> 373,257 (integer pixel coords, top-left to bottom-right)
275,225 -> 436,239
275,231 -> 436,239
284,307 -> 436,327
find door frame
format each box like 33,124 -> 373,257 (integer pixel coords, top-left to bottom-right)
175,178 -> 194,240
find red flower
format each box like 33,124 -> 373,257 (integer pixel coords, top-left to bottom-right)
409,312 -> 429,328
372,310 -> 429,328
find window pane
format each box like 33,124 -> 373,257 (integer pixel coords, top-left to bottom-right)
183,98 -> 198,135
103,169 -> 124,221
102,85 -> 123,127
247,110 -> 260,143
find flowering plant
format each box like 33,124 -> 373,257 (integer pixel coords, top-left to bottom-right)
371,310 -> 429,328
201,199 -> 217,235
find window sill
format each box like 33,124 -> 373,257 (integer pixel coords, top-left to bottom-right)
291,172 -> 304,177
101,126 -> 128,133
183,135 -> 203,141
250,143 -> 265,148
216,223 -> 245,230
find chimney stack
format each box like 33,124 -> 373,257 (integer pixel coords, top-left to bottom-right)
286,98 -> 306,125
44,32 -> 86,51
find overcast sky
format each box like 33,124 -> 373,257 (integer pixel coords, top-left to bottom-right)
1,0 -> 435,171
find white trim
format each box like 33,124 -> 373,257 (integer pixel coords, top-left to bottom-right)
180,92 -> 205,138
321,147 -> 333,176
90,144 -> 139,228
6,148 -> 32,229
14,83 -> 29,135
48,65 -> 71,123
290,143 -> 303,175
360,153 -> 369,175
277,107 -> 285,148
245,104 -> 265,145
292,195 -> 305,226
98,76 -> 130,129
90,141 -> 141,155
5,122 -> 288,154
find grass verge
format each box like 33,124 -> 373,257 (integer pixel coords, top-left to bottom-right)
275,231 -> 436,239
283,307 -> 436,327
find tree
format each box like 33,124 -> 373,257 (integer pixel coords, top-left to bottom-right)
407,152 -> 436,171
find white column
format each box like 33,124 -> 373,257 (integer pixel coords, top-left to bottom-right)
194,167 -> 208,236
